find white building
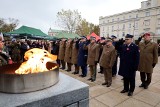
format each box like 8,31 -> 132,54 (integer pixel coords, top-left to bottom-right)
99,0 -> 160,42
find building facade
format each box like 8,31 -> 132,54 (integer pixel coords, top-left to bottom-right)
48,28 -> 67,36
99,0 -> 160,43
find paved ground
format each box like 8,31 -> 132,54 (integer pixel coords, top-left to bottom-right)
60,57 -> 160,107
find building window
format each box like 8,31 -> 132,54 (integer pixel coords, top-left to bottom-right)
135,22 -> 138,28
136,14 -> 138,18
117,25 -> 119,30
156,28 -> 160,34
117,18 -> 119,21
158,19 -> 160,25
108,20 -> 109,23
112,19 -> 114,22
129,15 -> 132,19
103,27 -> 104,31
122,32 -> 125,36
129,23 -> 131,28
145,11 -> 150,17
123,16 -> 125,20
123,24 -> 125,29
112,26 -> 114,31
144,20 -> 150,26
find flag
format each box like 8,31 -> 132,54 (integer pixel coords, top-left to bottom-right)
0,32 -> 4,41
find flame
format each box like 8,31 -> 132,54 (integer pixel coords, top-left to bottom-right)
15,48 -> 57,74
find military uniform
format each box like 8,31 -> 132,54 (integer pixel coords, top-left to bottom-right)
99,45 -> 116,86
64,41 -> 72,71
71,42 -> 79,74
58,40 -> 66,69
138,41 -> 158,88
87,42 -> 100,81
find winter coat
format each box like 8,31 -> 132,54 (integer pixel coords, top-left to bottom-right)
138,41 -> 158,73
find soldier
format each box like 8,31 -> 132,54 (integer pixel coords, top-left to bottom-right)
64,38 -> 73,71
138,33 -> 158,89
71,38 -> 79,74
85,36 -> 100,82
119,34 -> 140,96
58,38 -> 66,70
99,38 -> 117,87
0,37 -> 8,66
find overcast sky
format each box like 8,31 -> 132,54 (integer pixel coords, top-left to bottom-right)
0,0 -> 142,33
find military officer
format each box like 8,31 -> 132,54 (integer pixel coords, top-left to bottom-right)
85,36 -> 100,82
138,33 -> 158,89
58,38 -> 66,70
99,38 -> 117,87
119,34 -> 140,96
64,38 -> 73,71
71,38 -> 79,74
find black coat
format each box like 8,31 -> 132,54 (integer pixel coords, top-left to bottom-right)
118,43 -> 140,78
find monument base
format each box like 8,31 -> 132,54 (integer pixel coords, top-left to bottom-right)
0,72 -> 89,107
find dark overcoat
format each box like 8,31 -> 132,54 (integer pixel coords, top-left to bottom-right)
77,42 -> 88,66
118,43 -> 140,78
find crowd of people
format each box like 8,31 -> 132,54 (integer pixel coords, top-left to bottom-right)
0,32 -> 159,96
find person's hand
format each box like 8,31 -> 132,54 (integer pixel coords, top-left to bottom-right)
152,63 -> 156,68
95,61 -> 98,65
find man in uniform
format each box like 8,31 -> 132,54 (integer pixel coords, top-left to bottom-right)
77,36 -> 88,77
99,38 -> 117,87
64,38 -> 73,71
138,33 -> 158,89
119,34 -> 140,96
58,38 -> 66,70
71,38 -> 79,74
85,36 -> 100,82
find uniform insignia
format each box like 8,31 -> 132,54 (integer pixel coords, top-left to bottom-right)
127,48 -> 129,50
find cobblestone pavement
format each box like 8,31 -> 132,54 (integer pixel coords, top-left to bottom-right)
61,57 -> 160,107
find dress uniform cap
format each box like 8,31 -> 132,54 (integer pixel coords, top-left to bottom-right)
80,36 -> 87,39
101,37 -> 105,40
125,34 -> 133,38
106,38 -> 113,42
143,33 -> 150,37
111,35 -> 117,38
90,36 -> 96,40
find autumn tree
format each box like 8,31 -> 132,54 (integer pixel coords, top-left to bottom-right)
56,9 -> 82,33
0,18 -> 19,33
76,19 -> 100,36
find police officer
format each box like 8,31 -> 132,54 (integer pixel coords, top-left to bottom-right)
138,33 -> 158,89
119,34 -> 140,96
99,38 -> 117,87
77,36 -> 88,77
85,36 -> 100,82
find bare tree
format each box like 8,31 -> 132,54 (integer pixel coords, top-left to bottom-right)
0,18 -> 19,33
56,9 -> 82,33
